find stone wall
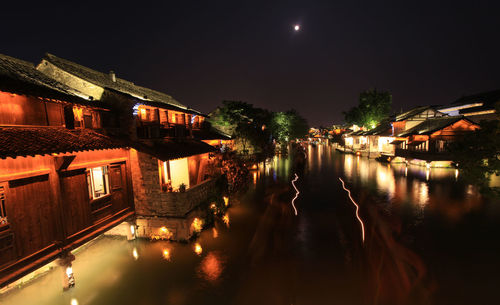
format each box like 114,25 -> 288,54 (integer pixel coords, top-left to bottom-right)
129,149 -> 219,240
130,149 -> 217,217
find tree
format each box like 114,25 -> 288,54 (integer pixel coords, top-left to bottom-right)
270,109 -> 309,144
450,104 -> 500,194
209,101 -> 272,155
343,89 -> 392,128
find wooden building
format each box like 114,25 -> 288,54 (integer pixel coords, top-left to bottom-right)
439,89 -> 499,122
363,120 -> 396,158
37,54 -> 226,240
0,54 -> 134,287
392,116 -> 480,166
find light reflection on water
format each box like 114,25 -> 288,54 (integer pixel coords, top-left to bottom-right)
197,251 -> 225,284
341,152 -> 469,211
1,143 -> 497,305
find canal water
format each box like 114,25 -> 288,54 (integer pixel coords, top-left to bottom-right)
2,144 -> 499,305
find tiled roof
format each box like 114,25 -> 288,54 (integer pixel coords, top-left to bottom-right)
41,53 -> 201,114
396,117 -> 476,137
0,127 -> 127,159
394,106 -> 434,122
451,89 -> 500,107
132,139 -> 216,161
192,128 -> 232,140
0,54 -> 96,106
364,120 -> 392,136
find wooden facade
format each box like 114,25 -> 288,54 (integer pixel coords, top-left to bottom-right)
0,149 -> 134,283
0,53 -> 136,287
392,118 -> 480,163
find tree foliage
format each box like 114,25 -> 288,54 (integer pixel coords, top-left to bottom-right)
270,109 -> 309,144
450,109 -> 500,194
209,101 -> 309,155
343,89 -> 392,128
209,101 -> 272,154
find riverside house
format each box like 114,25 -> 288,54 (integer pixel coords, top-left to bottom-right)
392,116 -> 480,167
37,54 -> 226,240
0,54 -> 135,287
439,89 -> 499,122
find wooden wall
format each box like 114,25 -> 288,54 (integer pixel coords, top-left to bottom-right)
0,148 -> 134,284
0,91 -> 64,127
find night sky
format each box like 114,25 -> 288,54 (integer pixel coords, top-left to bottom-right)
2,0 -> 500,126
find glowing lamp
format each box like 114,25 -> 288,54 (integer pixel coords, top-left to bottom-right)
65,266 -> 73,277
223,196 -> 229,206
194,243 -> 203,255
191,218 -> 203,233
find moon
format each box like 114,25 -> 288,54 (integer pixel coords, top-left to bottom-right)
294,24 -> 300,31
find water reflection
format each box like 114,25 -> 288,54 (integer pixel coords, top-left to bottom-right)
222,213 -> 230,227
341,152 -> 468,211
197,251 -> 225,283
1,145 -> 496,305
162,248 -> 171,261
132,247 -> 139,260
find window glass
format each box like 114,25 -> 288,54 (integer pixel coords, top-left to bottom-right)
87,166 -> 110,199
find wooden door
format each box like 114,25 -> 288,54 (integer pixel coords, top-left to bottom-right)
7,175 -> 57,259
60,169 -> 92,237
0,183 -> 15,267
109,163 -> 128,212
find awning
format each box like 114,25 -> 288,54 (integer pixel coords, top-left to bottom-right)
407,140 -> 425,147
389,140 -> 404,145
132,139 -> 216,161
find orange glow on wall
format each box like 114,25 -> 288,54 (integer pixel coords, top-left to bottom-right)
73,106 -> 84,121
169,157 -> 190,190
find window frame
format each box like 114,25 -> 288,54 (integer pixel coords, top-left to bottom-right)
86,166 -> 111,200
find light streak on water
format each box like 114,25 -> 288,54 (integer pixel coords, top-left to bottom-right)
339,178 -> 365,243
291,173 -> 300,216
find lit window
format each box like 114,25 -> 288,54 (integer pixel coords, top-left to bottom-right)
87,166 -> 110,199
159,161 -> 172,192
158,159 -> 190,192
